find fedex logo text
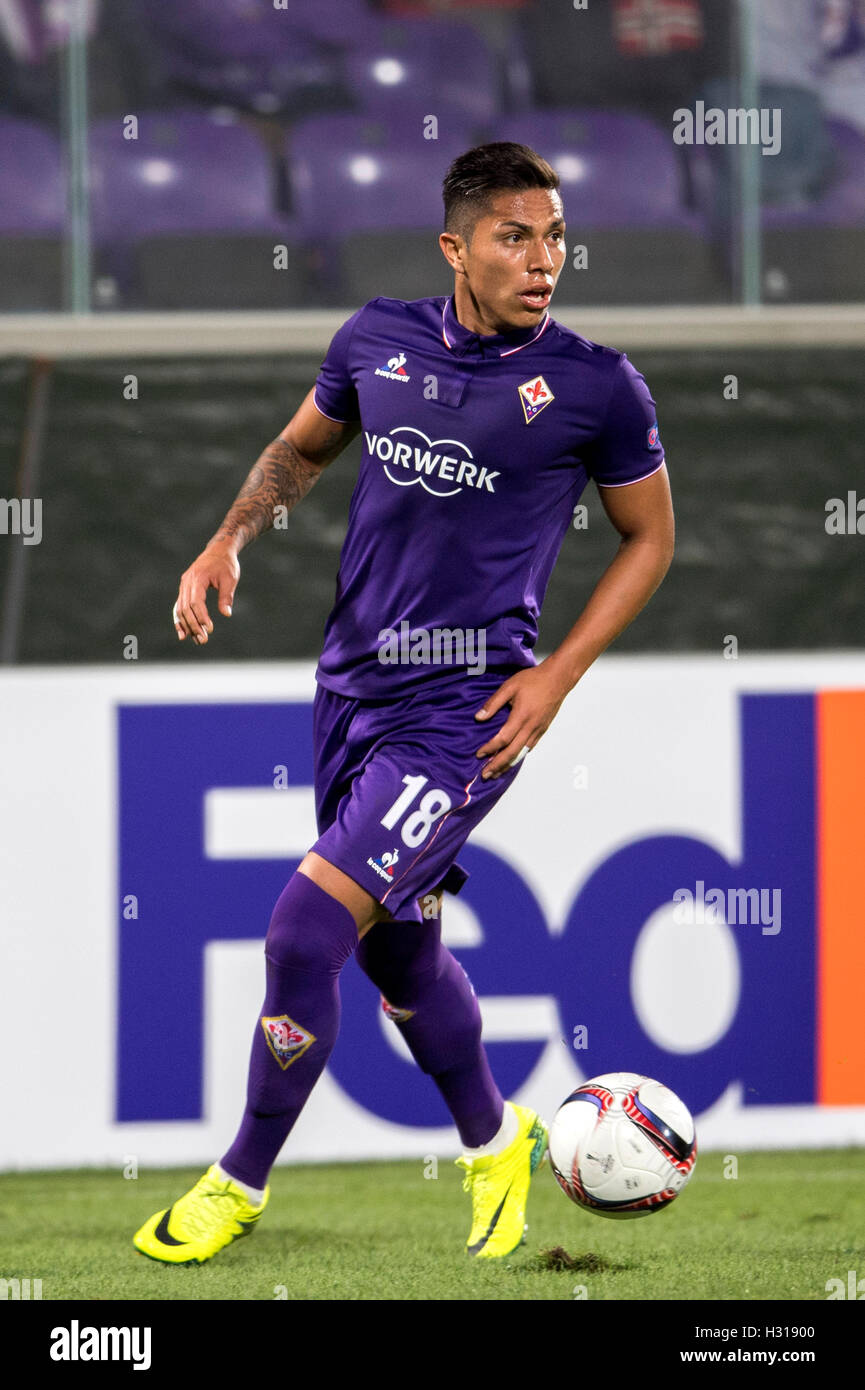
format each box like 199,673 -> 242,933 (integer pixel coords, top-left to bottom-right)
116,691 -> 863,1128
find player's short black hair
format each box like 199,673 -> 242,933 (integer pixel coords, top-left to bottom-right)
442,142 -> 561,244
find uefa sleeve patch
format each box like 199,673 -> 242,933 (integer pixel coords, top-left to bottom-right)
261,1014 -> 316,1069
518,375 -> 555,423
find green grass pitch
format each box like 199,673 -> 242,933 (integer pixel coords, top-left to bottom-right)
2,1149 -> 863,1301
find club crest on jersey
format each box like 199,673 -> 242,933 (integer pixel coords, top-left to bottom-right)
518,374 -> 554,423
367,848 -> 399,882
381,995 -> 416,1024
375,351 -> 411,383
261,1014 -> 316,1070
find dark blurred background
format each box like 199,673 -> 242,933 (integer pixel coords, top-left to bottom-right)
1,346 -> 862,662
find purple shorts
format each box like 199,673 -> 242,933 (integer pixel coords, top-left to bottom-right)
310,672 -> 525,923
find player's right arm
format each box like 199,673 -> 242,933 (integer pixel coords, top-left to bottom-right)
173,390 -> 359,644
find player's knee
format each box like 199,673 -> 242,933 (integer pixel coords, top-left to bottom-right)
264,871 -> 358,974
392,952 -> 483,1070
412,999 -> 483,1076
355,916 -> 443,999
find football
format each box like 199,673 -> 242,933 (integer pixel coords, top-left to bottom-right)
549,1071 -> 697,1218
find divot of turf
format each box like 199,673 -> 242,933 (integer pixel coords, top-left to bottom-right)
532,1247 -> 626,1274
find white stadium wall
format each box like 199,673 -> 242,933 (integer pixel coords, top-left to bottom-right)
2,655 -> 864,1171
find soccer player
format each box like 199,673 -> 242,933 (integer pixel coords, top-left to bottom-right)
133,142 -> 674,1265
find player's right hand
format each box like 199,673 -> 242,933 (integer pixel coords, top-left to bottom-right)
173,544 -> 240,644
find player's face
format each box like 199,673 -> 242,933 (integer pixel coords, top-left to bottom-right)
443,187 -> 567,336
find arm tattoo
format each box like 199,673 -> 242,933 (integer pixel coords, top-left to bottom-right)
209,437 -> 325,550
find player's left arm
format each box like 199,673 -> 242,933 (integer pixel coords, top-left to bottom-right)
475,464 -> 674,778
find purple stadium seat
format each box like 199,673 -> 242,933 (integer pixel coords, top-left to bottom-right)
498,110 -> 700,229
381,1 -> 530,11
496,110 -> 721,304
762,120 -> 865,228
290,114 -> 469,232
288,114 -> 472,302
688,107 -> 865,302
0,117 -> 64,309
144,0 -> 373,53
140,0 -> 364,113
345,17 -> 499,123
759,120 -> 865,302
0,117 -> 64,235
277,0 -> 377,45
89,110 -> 288,240
89,110 -> 306,308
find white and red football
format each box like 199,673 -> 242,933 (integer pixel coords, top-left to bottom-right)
549,1071 -> 697,1219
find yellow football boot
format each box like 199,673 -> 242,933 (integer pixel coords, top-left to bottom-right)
456,1103 -> 548,1258
133,1165 -> 268,1265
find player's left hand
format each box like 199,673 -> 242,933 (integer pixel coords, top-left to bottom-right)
474,662 -> 571,779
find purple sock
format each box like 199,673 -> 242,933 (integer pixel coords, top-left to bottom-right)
356,917 -> 504,1148
220,872 -> 358,1190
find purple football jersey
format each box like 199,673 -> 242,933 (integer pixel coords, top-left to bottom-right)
313,295 -> 665,698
